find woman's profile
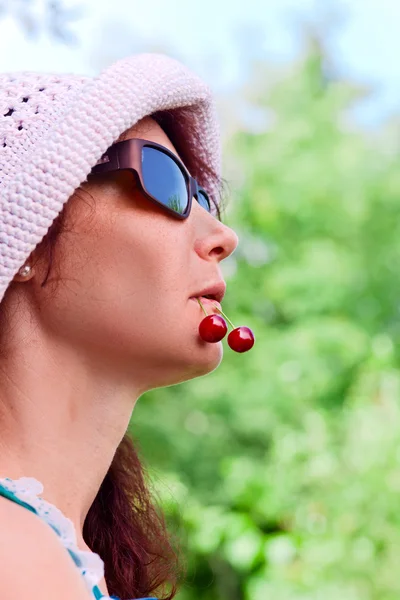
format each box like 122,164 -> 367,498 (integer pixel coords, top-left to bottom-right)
0,53 -> 241,599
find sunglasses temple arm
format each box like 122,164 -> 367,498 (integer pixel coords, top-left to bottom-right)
91,149 -> 119,174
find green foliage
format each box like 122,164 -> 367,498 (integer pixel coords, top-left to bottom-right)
132,37 -> 400,599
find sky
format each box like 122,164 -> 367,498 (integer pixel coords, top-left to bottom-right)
0,0 -> 399,126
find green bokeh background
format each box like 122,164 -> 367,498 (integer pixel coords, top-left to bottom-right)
131,36 -> 400,600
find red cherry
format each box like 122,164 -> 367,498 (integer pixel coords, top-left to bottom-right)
227,326 -> 255,353
199,314 -> 228,343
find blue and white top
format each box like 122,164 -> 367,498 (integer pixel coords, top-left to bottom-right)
0,476 -> 157,600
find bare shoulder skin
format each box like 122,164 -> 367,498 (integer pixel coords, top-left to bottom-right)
0,495 -> 93,600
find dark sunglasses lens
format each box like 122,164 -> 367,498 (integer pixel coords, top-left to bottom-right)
197,190 -> 211,213
141,146 -> 188,214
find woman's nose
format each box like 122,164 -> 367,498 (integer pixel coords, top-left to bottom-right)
194,216 -> 239,262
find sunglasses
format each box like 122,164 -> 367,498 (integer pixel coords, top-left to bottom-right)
90,138 -> 212,219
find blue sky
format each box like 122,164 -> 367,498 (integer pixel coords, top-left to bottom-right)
0,0 -> 398,126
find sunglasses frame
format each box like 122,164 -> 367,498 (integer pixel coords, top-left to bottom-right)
90,138 -> 211,220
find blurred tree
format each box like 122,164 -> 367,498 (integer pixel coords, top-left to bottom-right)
0,0 -> 81,43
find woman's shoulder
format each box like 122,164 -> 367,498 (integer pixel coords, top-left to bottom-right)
0,477 -> 159,600
0,491 -> 93,599
0,476 -> 107,598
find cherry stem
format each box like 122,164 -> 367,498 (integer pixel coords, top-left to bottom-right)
197,297 -> 208,317
211,304 -> 236,330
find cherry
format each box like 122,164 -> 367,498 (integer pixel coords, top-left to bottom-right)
227,326 -> 255,353
198,314 -> 228,342
197,298 -> 228,342
197,298 -> 255,353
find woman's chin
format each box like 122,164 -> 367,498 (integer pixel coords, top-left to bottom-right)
192,337 -> 224,374
165,338 -> 224,384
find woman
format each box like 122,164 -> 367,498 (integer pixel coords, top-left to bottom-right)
0,53 -> 241,599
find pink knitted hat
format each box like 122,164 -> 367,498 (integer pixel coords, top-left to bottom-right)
0,53 -> 221,305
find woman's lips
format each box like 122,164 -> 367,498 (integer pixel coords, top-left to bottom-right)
190,296 -> 222,313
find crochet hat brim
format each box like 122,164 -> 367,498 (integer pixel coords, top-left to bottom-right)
0,53 -> 221,304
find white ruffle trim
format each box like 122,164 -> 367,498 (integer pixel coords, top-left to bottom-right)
0,476 -> 109,598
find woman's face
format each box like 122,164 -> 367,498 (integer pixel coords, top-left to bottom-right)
22,117 -> 239,394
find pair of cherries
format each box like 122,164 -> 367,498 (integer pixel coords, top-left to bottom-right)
197,298 -> 255,353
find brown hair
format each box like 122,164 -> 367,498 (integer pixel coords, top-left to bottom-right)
0,108 -> 227,600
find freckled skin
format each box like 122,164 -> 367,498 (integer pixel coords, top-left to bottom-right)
34,117 -> 239,389
0,117 -> 238,567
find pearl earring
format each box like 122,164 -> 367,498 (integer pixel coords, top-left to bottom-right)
18,265 -> 32,277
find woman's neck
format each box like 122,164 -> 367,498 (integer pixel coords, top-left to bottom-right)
0,333 -> 140,543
